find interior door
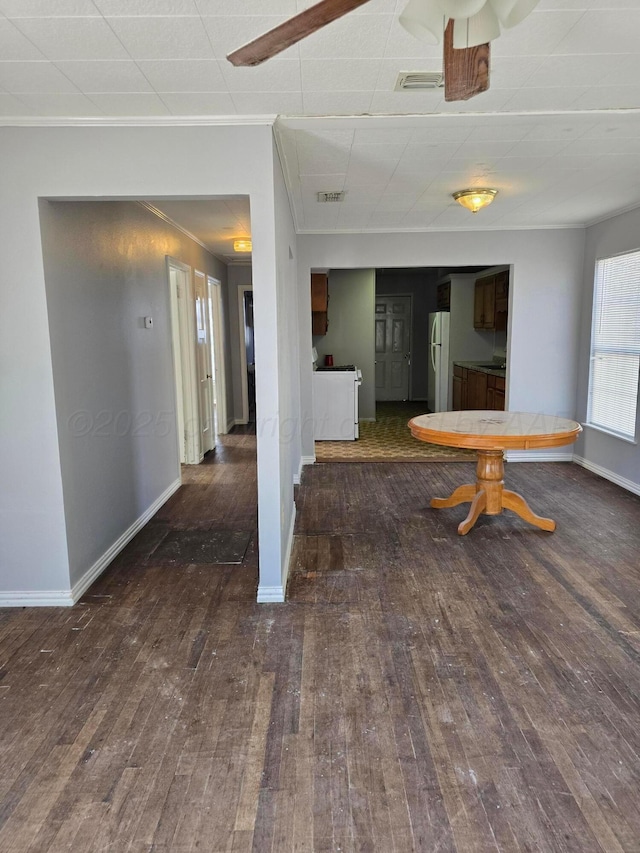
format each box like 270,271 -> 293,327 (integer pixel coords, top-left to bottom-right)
194,271 -> 215,455
375,295 -> 411,401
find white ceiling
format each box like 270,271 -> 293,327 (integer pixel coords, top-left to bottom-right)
3,1 -> 640,234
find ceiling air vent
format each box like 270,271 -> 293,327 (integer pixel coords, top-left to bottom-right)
317,191 -> 345,203
395,71 -> 444,91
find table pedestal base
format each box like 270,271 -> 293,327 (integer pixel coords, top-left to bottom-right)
430,449 -> 555,536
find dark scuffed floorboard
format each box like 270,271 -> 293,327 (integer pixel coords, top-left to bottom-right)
1,447 -> 640,852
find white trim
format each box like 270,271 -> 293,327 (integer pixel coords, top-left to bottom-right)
504,450 -> 575,462
256,503 -> 296,604
294,456 -> 304,485
0,478 -> 182,608
295,224 -> 583,234
141,202 -> 210,253
302,454 -> 316,466
0,590 -> 75,608
71,478 -> 181,603
0,115 -> 277,127
208,277 -> 229,437
237,284 -> 253,425
572,455 -> 640,498
256,585 -> 285,603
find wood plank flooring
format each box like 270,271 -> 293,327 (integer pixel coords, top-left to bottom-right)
1,438 -> 640,851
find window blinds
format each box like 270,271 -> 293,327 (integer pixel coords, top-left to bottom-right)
588,250 -> 640,439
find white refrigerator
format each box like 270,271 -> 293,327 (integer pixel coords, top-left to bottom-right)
428,311 -> 450,413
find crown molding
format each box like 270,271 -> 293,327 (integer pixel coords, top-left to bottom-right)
0,114 -> 277,127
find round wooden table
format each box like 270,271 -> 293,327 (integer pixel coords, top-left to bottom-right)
408,411 -> 582,535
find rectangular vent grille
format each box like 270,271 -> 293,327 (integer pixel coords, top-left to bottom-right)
395,71 -> 444,91
317,191 -> 345,203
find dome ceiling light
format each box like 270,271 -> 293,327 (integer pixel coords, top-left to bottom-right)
453,188 -> 498,213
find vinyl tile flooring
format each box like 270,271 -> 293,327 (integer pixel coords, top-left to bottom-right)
1,433 -> 640,851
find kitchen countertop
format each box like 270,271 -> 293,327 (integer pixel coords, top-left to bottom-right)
454,361 -> 506,378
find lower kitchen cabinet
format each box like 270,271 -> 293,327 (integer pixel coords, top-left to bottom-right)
453,365 -> 505,411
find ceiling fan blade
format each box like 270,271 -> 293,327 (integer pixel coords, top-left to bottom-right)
227,0 -> 373,67
443,19 -> 490,102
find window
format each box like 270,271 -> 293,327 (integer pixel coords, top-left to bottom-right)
587,249 -> 640,440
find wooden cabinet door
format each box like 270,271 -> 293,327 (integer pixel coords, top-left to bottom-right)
311,273 -> 328,311
473,281 -> 485,328
482,280 -> 495,329
311,273 -> 328,335
453,376 -> 462,411
467,369 -> 488,409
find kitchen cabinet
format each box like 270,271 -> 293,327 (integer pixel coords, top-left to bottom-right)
437,281 -> 450,311
311,273 -> 328,336
453,365 -> 505,411
467,367 -> 488,409
453,365 -> 467,411
473,271 -> 508,330
486,373 -> 506,410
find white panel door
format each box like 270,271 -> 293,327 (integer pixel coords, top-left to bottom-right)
374,295 -> 411,401
194,271 -> 215,455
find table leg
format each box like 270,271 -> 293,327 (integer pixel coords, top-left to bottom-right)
431,484 -> 476,508
502,489 -> 556,532
458,489 -> 487,535
429,449 -> 557,535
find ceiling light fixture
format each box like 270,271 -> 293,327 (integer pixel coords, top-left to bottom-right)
453,188 -> 498,213
400,0 -> 540,48
233,239 -> 252,253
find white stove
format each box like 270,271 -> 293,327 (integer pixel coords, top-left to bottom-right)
312,364 -> 362,441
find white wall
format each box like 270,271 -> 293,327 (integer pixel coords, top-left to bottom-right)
254,141 -> 300,601
574,206 -> 640,494
298,229 -> 586,459
313,268 -> 376,420
0,122 -> 292,604
39,200 -> 228,589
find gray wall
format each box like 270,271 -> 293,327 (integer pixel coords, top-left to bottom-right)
574,206 -> 640,494
39,200 -> 228,587
0,123 -> 300,604
375,268 -> 439,400
313,268 -> 376,420
298,229 -> 586,459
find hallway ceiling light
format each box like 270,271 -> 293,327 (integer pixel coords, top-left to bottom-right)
233,239 -> 252,252
452,188 -> 498,213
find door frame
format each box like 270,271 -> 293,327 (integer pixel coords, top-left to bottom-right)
237,284 -> 253,425
375,292 -> 414,402
194,269 -> 215,455
208,275 -> 228,435
167,256 -> 200,465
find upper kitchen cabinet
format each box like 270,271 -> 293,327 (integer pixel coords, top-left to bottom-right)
311,272 -> 328,336
473,270 -> 509,331
436,281 -> 450,311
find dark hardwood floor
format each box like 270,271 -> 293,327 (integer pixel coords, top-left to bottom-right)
1,440 -> 640,851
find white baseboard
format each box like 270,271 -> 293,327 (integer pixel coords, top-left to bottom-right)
0,589 -> 75,607
505,450 -> 575,462
232,417 -> 248,427
573,455 -> 640,497
294,456 -> 303,485
256,585 -> 285,603
301,454 -> 316,467
0,478 -> 182,609
256,502 -> 296,604
70,477 -> 182,604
